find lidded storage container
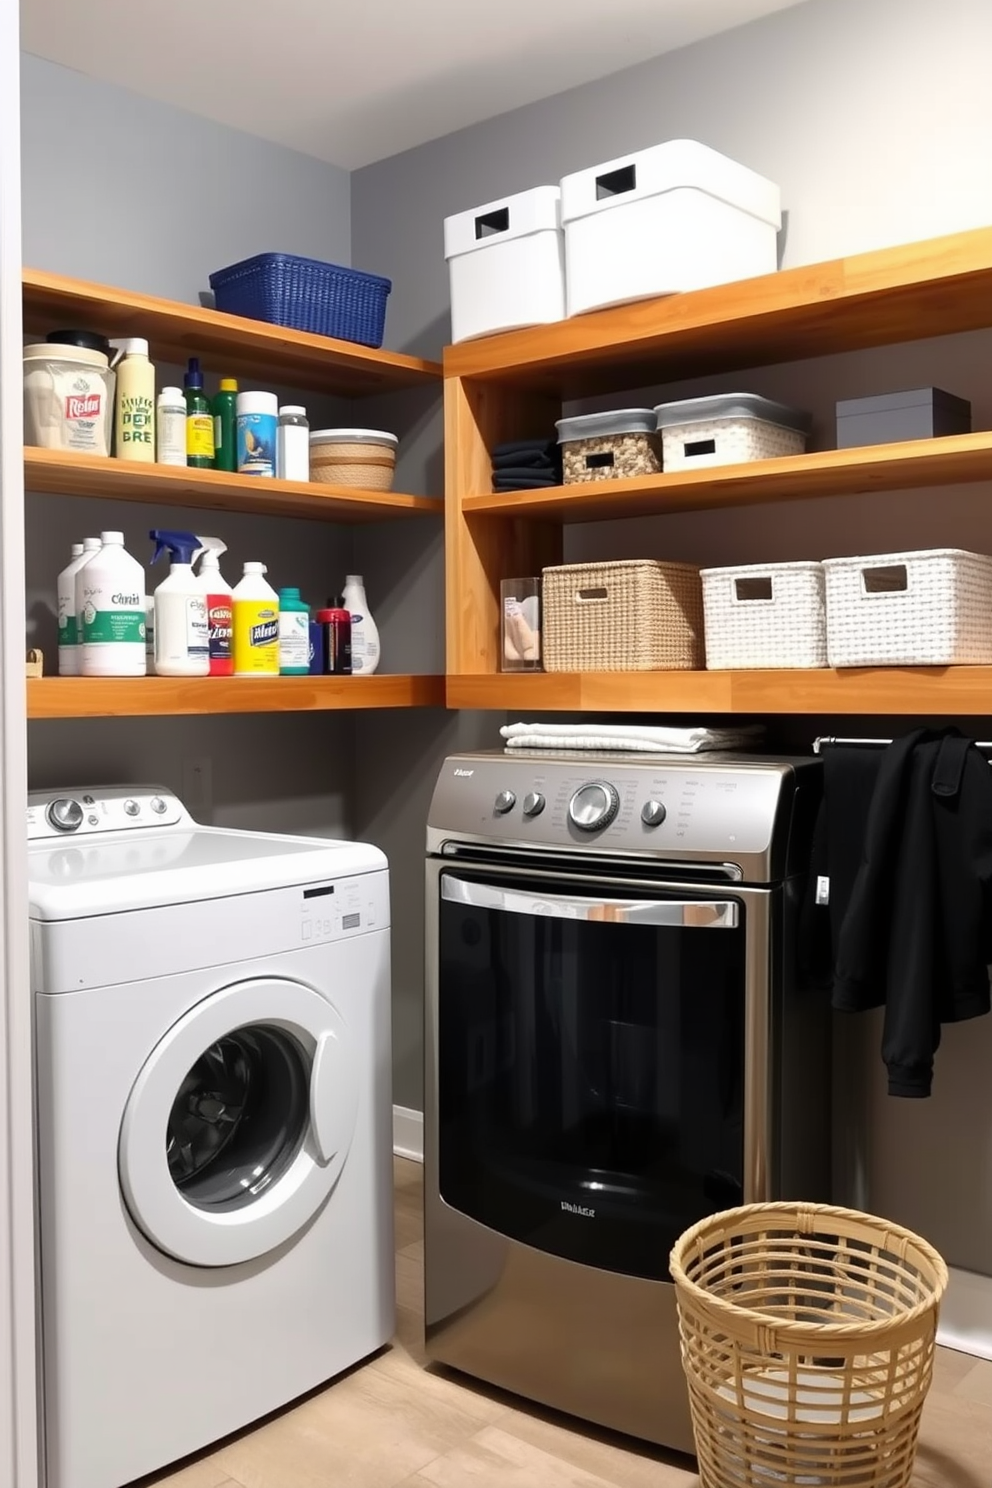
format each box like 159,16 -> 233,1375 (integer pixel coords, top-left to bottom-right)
835,387 -> 971,449
560,139 -> 781,318
309,428 -> 397,491
542,558 -> 704,672
701,561 -> 826,670
556,409 -> 660,484
23,343 -> 114,455
655,393 -> 810,471
823,548 -> 992,667
444,186 -> 565,343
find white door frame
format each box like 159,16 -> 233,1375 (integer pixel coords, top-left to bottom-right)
0,5 -> 40,1485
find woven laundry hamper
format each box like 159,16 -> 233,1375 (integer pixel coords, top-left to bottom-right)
670,1202 -> 948,1488
542,559 -> 704,671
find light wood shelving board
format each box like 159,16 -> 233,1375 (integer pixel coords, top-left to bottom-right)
25,448 -> 444,523
28,675 -> 447,719
23,268 -> 441,398
461,431 -> 992,521
446,668 -> 992,715
444,226 -> 992,394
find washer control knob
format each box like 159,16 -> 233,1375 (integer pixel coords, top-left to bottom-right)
123,799 -> 140,818
522,792 -> 546,818
493,790 -> 516,815
641,800 -> 667,827
46,798 -> 83,834
568,782 -> 620,832
150,797 -> 168,815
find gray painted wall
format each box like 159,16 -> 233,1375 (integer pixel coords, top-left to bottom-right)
351,0 -> 992,1263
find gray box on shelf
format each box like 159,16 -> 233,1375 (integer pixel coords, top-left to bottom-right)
835,387 -> 972,448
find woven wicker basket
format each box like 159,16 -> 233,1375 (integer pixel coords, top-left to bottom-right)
670,1202 -> 948,1488
824,548 -> 992,667
542,559 -> 704,671
702,561 -> 827,670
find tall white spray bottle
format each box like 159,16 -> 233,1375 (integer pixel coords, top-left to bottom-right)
57,537 -> 100,675
341,574 -> 380,674
149,529 -> 210,677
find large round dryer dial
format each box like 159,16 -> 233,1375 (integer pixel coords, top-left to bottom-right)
568,781 -> 620,832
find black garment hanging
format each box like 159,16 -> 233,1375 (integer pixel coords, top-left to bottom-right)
827,729 -> 992,1097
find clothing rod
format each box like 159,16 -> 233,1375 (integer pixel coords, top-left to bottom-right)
813,735 -> 992,754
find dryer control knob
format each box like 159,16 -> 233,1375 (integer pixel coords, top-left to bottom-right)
47,798 -> 83,833
124,799 -> 140,817
150,797 -> 167,814
493,790 -> 516,815
568,782 -> 620,832
522,792 -> 546,818
641,800 -> 667,827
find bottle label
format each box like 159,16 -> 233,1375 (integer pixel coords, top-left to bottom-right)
214,415 -> 223,452
279,612 -> 309,669
185,597 -> 209,659
237,413 -> 277,477
58,614 -> 77,647
187,413 -> 215,460
81,601 -> 145,646
250,619 -> 279,646
157,408 -> 186,464
120,393 -> 154,450
207,597 -> 233,664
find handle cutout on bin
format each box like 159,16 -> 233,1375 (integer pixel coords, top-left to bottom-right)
585,451 -> 615,469
734,576 -> 774,602
684,438 -> 717,458
595,164 -> 637,200
577,587 -> 609,602
862,563 -> 908,594
475,206 -> 510,239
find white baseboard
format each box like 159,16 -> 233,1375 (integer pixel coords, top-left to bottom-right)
938,1266 -> 992,1361
392,1105 -> 424,1163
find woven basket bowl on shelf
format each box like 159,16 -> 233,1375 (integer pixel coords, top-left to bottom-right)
669,1201 -> 948,1488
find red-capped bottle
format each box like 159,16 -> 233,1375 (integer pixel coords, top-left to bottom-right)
198,543 -> 234,676
317,604 -> 352,675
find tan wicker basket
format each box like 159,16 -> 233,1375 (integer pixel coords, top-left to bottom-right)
670,1202 -> 948,1488
542,559 -> 704,671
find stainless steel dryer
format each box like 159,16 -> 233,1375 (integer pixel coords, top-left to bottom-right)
424,750 -> 829,1454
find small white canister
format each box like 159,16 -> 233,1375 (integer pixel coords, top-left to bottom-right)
23,343 -> 114,455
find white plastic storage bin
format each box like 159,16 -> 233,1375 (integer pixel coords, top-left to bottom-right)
444,185 -> 564,343
824,548 -> 992,667
701,562 -> 826,670
655,394 -> 810,471
560,139 -> 781,318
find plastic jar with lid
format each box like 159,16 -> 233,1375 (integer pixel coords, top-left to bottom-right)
23,343 -> 114,454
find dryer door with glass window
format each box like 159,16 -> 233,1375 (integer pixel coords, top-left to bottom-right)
119,977 -> 356,1267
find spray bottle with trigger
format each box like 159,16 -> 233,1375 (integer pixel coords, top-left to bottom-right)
148,529 -> 210,677
195,536 -> 233,676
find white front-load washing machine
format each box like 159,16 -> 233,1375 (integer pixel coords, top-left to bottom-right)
27,785 -> 395,1488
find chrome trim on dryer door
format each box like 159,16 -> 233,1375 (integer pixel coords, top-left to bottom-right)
441,875 -> 739,928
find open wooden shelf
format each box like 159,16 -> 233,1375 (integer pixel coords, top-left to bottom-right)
446,669 -> 992,716
461,431 -> 992,521
23,268 -> 441,398
444,226 -> 992,395
25,447 -> 443,523
28,674 -> 447,719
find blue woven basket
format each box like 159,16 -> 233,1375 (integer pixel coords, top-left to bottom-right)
209,253 -> 392,348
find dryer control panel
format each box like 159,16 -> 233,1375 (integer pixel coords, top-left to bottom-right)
27,786 -> 188,840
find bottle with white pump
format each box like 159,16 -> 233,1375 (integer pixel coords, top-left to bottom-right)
79,531 -> 146,676
58,537 -> 100,675
341,574 -> 380,674
109,338 -> 156,463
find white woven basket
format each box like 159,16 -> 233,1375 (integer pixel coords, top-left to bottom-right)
702,561 -> 826,669
824,547 -> 992,667
661,417 -> 806,472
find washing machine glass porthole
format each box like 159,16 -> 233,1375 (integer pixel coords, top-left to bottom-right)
166,1024 -> 310,1212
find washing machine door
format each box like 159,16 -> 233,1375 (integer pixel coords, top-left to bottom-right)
118,977 -> 356,1267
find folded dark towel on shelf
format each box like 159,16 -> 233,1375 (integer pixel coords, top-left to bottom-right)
492,438 -> 559,458
492,450 -> 558,471
493,477 -> 562,491
493,465 -> 562,483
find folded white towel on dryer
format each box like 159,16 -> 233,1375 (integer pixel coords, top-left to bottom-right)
500,722 -> 764,753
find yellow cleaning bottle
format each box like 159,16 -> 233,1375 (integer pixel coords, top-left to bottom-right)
232,562 -> 280,676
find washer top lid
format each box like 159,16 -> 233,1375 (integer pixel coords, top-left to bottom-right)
27,788 -> 386,919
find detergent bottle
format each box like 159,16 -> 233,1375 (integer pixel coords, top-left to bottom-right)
79,531 -> 146,677
232,562 -> 279,676
149,529 -> 209,677
195,537 -> 233,676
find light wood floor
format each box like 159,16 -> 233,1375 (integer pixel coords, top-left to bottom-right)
146,1158 -> 992,1488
